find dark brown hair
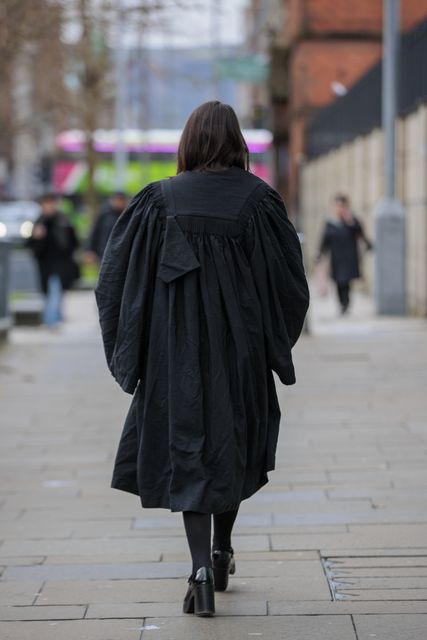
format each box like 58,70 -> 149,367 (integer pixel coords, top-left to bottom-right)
333,193 -> 349,205
176,101 -> 250,173
39,192 -> 58,203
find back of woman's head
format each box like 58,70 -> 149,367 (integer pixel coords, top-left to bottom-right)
177,101 -> 250,173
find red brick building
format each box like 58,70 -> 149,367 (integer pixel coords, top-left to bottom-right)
269,0 -> 427,219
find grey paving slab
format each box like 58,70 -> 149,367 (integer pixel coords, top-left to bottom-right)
272,510 -> 385,526
42,552 -> 161,564
38,506 -> 145,520
0,538 -> 161,557
348,524 -> 427,539
336,588 -> 427,600
0,510 -> 24,522
328,556 -> 427,568
221,559 -> 324,578
213,574 -> 331,602
353,614 -> 427,640
161,550 -> 319,563
35,571 -> 331,605
0,582 -> 43,606
139,615 -> 357,639
135,513 -> 275,529
0,522 -> 73,539
0,605 -> 85,621
0,534 -> 269,556
321,548 -> 427,558
0,493 -> 81,510
87,599 -> 267,618
2,559 -> 323,582
272,526 -> 427,550
263,500 -> 374,514
0,556 -> 45,567
332,567 -> 427,577
35,578 -> 190,605
70,519 -> 136,536
42,553 -> 160,565
3,562 -> 190,582
272,532 -> 355,550
169,524 -> 350,535
268,600 -> 427,615
249,489 -> 329,502
0,619 -> 144,640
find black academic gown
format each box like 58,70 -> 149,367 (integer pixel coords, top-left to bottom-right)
95,166 -> 310,514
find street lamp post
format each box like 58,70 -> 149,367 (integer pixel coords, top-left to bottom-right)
374,0 -> 406,314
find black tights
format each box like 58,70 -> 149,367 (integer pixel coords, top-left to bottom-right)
336,281 -> 351,311
182,507 -> 239,575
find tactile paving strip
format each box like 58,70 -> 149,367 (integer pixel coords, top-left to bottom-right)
322,555 -> 427,601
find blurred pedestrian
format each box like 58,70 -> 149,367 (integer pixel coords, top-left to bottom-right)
27,193 -> 79,327
95,101 -> 309,617
84,191 -> 128,263
315,193 -> 373,314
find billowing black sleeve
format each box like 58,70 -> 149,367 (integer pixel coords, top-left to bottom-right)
94,183 -> 162,394
243,186 -> 310,384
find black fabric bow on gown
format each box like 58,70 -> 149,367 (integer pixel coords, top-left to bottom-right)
157,215 -> 200,284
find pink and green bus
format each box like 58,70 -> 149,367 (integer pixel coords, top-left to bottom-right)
53,128 -> 273,196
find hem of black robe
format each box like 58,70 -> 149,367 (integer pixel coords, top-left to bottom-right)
111,478 -> 139,496
111,468 -> 271,514
273,360 -> 296,385
332,274 -> 359,285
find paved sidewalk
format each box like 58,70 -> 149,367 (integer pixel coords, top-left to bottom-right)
0,287 -> 426,639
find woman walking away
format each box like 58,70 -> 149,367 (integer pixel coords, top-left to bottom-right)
315,193 -> 373,314
95,101 -> 310,617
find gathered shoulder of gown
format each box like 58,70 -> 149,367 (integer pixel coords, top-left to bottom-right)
95,166 -> 310,513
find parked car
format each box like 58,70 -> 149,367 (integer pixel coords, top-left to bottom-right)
0,201 -> 41,244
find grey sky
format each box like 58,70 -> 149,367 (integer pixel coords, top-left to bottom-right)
62,0 -> 249,49
142,0 -> 249,48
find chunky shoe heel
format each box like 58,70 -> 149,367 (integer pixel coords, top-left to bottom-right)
182,590 -> 195,614
212,547 -> 235,592
194,581 -> 215,616
182,566 -> 215,617
212,566 -> 229,591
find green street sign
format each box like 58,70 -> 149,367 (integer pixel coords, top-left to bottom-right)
215,56 -> 268,83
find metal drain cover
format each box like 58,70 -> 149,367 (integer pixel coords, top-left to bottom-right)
322,555 -> 427,601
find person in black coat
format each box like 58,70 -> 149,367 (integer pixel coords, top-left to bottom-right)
27,193 -> 79,326
95,101 -> 310,617
316,193 -> 373,314
84,191 -> 128,263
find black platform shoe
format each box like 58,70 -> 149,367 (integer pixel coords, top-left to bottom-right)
182,566 -> 215,617
212,547 -> 236,591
